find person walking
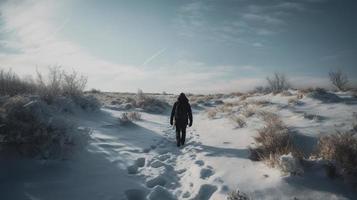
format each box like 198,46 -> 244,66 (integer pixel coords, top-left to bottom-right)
170,93 -> 193,147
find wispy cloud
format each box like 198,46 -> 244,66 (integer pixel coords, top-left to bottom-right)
174,0 -> 328,46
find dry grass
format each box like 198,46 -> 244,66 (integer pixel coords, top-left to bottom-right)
227,189 -> 250,200
257,111 -> 280,124
207,109 -> 217,119
119,112 -> 142,124
281,90 -> 293,96
250,112 -> 300,167
0,96 -> 90,158
249,100 -> 270,107
288,97 -> 299,106
241,106 -> 256,118
297,93 -> 304,99
239,94 -> 249,101
317,131 -> 357,177
230,115 -> 247,128
0,68 -> 99,109
134,90 -> 169,113
127,111 -> 142,121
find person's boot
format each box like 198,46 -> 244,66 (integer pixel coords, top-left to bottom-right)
181,140 -> 185,146
177,140 -> 181,147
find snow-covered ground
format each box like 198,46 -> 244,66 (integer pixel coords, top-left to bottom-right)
1,91 -> 357,200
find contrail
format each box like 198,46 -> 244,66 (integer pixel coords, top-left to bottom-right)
141,48 -> 166,66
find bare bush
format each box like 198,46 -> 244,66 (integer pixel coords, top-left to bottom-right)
0,67 -> 99,110
266,73 -> 290,93
317,131 -> 357,178
227,189 -> 250,200
0,96 -> 90,158
0,69 -> 37,96
62,70 -> 87,97
230,115 -> 246,128
329,69 -> 349,91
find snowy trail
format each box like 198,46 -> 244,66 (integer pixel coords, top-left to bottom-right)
81,108 -> 225,200
83,103 -> 357,200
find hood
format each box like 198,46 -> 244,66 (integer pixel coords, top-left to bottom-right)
177,93 -> 189,103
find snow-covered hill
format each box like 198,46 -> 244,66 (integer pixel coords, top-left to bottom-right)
2,90 -> 357,200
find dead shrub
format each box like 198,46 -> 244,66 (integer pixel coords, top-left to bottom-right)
329,69 -> 349,91
266,72 -> 290,93
317,131 -> 357,178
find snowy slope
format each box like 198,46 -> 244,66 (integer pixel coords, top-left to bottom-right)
1,91 -> 357,200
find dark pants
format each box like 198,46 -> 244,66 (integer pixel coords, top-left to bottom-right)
175,124 -> 186,146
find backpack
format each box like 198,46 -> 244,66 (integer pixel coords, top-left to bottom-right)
175,102 -> 186,119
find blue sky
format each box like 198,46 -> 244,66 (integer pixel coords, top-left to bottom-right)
0,0 -> 356,93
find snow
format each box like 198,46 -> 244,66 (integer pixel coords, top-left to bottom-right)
1,91 -> 357,200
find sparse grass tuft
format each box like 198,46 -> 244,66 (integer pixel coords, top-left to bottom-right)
230,115 -> 246,128
207,109 -> 217,119
119,112 -> 142,125
288,97 -> 300,106
227,189 -> 250,200
241,106 -> 256,118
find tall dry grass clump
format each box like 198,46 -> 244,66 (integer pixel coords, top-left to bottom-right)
230,115 -> 246,128
250,111 -> 300,168
317,131 -> 357,179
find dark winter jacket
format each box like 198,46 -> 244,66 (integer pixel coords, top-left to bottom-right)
170,93 -> 193,127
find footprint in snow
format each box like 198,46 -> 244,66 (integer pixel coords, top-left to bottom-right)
124,189 -> 146,200
200,167 -> 214,179
191,184 -> 217,200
